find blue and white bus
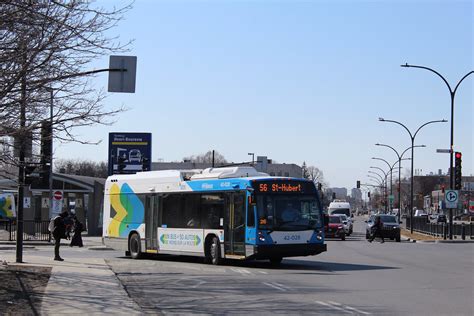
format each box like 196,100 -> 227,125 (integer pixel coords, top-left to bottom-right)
103,166 -> 326,265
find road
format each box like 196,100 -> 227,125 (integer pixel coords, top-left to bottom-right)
103,216 -> 474,315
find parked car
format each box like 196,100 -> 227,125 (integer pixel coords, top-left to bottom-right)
325,215 -> 346,240
338,214 -> 353,236
365,214 -> 401,242
436,214 -> 447,223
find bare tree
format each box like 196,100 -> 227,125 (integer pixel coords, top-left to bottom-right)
0,1 -> 132,178
183,150 -> 228,164
303,164 -> 327,187
55,159 -> 108,178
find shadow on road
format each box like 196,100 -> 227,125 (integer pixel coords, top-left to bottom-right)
111,253 -> 398,272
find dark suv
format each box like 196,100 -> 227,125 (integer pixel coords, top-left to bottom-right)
366,214 -> 401,242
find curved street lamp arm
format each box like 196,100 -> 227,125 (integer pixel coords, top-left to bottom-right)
401,145 -> 423,158
376,143 -> 401,160
368,171 -> 385,183
401,64 -> 453,93
380,119 -> 413,139
372,157 -> 391,170
453,71 -> 474,95
370,166 -> 388,177
367,175 -> 382,186
413,119 -> 447,139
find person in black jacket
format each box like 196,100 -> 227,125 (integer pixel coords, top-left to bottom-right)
70,216 -> 84,247
53,211 -> 69,261
369,216 -> 385,243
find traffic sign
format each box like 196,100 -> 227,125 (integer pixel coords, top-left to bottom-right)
436,149 -> 451,153
54,190 -> 63,200
445,190 -> 459,209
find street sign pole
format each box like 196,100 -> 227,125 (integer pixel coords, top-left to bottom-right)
445,190 -> 459,240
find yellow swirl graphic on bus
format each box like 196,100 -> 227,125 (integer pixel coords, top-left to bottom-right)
108,183 -> 128,237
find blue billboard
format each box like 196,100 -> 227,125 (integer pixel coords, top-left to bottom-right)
108,132 -> 152,175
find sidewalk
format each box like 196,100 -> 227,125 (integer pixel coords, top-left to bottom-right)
0,237 -> 141,315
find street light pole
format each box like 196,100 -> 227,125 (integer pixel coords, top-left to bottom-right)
368,171 -> 387,212
370,167 -> 389,212
401,64 -> 473,239
379,117 -> 447,234
401,64 -> 473,189
375,143 -> 426,222
46,87 -> 54,219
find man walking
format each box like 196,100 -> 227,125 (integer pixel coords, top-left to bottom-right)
53,211 -> 68,261
369,216 -> 385,243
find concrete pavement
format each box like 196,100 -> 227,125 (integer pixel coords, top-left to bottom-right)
0,237 -> 141,315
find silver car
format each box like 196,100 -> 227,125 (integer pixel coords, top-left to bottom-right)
338,214 -> 353,236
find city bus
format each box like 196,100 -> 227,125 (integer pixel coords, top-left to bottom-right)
102,166 -> 327,265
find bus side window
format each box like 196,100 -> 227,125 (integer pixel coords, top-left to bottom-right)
162,194 -> 184,228
201,194 -> 224,229
247,205 -> 255,227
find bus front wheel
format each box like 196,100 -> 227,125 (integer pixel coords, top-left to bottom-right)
208,236 -> 222,265
129,233 -> 142,259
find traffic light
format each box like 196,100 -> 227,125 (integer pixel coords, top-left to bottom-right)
141,157 -> 150,171
24,165 -> 39,185
368,192 -> 371,198
356,180 -> 360,189
118,155 -> 126,174
332,192 -> 336,200
454,152 -> 462,190
317,183 -> 322,191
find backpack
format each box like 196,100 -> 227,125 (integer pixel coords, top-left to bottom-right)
48,216 -> 60,232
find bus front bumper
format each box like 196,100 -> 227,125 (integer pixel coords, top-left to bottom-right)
251,243 -> 327,259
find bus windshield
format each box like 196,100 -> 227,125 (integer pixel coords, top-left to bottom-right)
256,195 -> 322,231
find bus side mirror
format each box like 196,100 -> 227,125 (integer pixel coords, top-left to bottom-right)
248,194 -> 256,205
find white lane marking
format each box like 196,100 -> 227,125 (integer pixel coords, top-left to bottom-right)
230,268 -> 252,275
190,280 -> 206,288
342,305 -> 371,315
273,282 -> 291,290
258,271 -> 268,274
315,301 -> 352,314
263,282 -> 287,292
316,301 -> 371,315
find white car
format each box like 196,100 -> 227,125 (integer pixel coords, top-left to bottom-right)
338,214 -> 353,236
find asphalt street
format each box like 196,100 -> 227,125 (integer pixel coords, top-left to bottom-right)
103,216 -> 474,315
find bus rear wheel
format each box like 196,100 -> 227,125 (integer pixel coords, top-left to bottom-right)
208,236 -> 222,265
129,233 -> 142,259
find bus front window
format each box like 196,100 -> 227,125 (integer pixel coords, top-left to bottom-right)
256,195 -> 322,231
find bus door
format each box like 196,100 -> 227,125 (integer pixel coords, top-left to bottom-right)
145,195 -> 160,250
228,193 -> 245,256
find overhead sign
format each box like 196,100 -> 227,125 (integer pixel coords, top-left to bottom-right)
108,132 -> 152,175
445,190 -> 459,209
108,55 -> 137,93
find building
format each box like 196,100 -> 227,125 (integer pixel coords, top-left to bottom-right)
151,156 -> 303,178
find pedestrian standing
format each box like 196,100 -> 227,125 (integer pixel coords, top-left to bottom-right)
53,211 -> 69,261
369,216 -> 385,243
70,216 -> 84,247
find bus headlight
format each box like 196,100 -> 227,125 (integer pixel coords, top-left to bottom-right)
258,232 -> 266,242
316,230 -> 323,240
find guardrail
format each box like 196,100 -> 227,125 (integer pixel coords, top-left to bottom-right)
0,219 -> 51,242
406,217 -> 474,240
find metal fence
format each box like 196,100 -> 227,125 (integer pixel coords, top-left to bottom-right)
0,219 -> 51,242
406,217 -> 474,240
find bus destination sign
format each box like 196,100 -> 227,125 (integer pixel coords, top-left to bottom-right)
253,180 -> 316,194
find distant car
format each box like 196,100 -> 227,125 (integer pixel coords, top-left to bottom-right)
365,214 -> 401,242
325,215 -> 346,240
338,214 -> 353,236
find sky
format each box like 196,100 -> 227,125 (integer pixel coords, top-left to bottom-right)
55,0 -> 473,190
